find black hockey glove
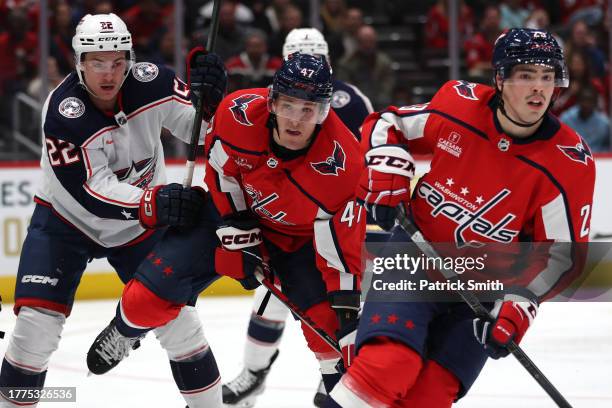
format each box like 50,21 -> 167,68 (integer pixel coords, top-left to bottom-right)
187,47 -> 227,121
139,183 -> 206,229
330,291 -> 360,372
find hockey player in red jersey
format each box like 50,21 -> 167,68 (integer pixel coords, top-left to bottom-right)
221,27 -> 374,408
86,53 -> 366,402
326,28 -> 596,407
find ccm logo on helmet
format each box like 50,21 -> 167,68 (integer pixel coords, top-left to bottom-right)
98,36 -> 120,41
21,275 -> 59,286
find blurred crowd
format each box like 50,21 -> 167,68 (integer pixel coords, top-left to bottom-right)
0,0 -> 610,154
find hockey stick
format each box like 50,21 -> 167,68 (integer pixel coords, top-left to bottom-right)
395,207 -> 573,408
593,232 -> 612,240
253,270 -> 341,355
182,0 -> 222,187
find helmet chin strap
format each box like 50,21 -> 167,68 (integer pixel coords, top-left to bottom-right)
496,81 -> 552,128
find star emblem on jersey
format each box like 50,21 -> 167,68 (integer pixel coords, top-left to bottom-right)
498,138 -> 510,152
120,209 -> 133,219
229,94 -> 264,126
132,62 -> 159,82
310,141 -> 346,176
59,97 -> 85,119
446,178 -> 454,186
557,143 -> 593,165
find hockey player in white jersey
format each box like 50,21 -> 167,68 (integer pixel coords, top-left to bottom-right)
221,28 -> 373,408
0,13 -> 227,407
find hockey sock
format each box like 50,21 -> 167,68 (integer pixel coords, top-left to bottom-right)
0,358 -> 47,405
170,349 -> 221,408
321,372 -> 342,394
330,337 -> 422,407
244,314 -> 285,371
399,360 -> 460,408
117,279 -> 183,337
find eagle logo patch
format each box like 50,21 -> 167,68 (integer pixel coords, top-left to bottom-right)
557,143 -> 593,165
230,94 -> 263,126
453,80 -> 478,101
310,141 -> 346,176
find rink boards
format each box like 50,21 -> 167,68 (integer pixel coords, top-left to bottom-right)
1,158 -> 612,302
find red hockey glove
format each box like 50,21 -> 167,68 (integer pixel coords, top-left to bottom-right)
473,288 -> 539,359
357,145 -> 414,231
139,183 -> 206,229
187,47 -> 227,121
330,291 -> 360,371
214,244 -> 270,291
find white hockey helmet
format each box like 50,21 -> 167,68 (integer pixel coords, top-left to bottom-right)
72,13 -> 135,91
282,28 -> 329,60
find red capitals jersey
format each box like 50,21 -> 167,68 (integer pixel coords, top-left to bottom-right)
205,88 -> 365,293
362,80 -> 596,299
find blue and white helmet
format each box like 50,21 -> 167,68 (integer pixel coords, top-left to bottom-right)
268,53 -> 333,124
492,28 -> 569,88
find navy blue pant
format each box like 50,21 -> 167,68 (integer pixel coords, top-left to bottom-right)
356,226 -> 490,398
14,204 -> 165,316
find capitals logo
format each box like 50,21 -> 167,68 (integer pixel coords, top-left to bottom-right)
453,80 -> 478,101
557,142 -> 593,165
230,94 -> 264,126
310,141 -> 346,176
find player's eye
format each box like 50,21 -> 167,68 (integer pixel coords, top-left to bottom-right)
519,73 -> 532,80
541,74 -> 554,82
302,107 -> 314,114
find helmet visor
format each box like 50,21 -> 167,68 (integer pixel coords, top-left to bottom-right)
82,58 -> 128,74
269,94 -> 330,124
500,61 -> 569,88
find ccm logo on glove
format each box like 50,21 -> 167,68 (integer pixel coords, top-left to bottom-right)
216,225 -> 263,251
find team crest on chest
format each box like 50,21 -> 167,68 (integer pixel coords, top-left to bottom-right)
310,141 -> 346,176
230,94 -> 264,126
557,142 -> 593,165
59,97 -> 85,119
132,62 -> 159,82
453,80 -> 478,101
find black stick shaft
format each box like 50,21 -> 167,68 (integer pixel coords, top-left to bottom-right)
254,271 -> 341,354
183,0 -> 222,187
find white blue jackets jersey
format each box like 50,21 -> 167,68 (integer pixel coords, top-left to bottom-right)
331,79 -> 373,139
37,62 -> 204,247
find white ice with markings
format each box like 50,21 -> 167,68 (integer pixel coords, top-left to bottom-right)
0,298 -> 610,407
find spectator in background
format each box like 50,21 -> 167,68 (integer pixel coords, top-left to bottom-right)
268,4 -> 303,57
264,0 -> 293,34
27,56 -> 65,100
561,86 -> 610,152
464,4 -> 501,78
0,7 -> 38,96
225,29 -> 282,92
553,49 -> 606,115
196,1 -> 252,61
564,19 -> 606,78
199,0 -> 254,25
50,1 -> 76,75
425,0 -> 474,49
93,1 -> 114,14
499,0 -> 529,29
337,25 -> 395,109
121,0 -> 173,60
340,7 -> 364,61
320,0 -> 346,35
